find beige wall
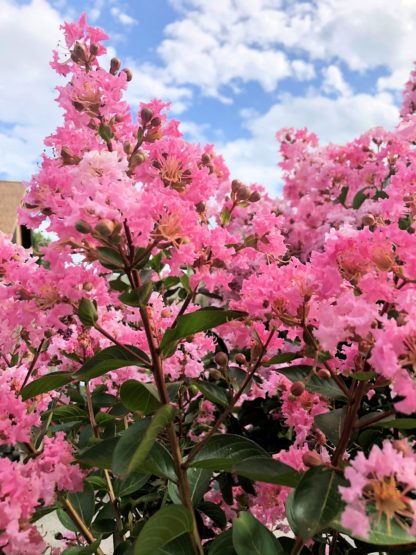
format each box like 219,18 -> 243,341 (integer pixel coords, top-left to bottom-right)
0,180 -> 25,240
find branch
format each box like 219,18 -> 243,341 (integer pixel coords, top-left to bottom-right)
185,329 -> 275,467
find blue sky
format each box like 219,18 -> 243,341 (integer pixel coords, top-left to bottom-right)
1,0 -> 416,193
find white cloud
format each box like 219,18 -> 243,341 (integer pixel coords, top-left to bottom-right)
110,6 -> 137,26
219,91 -> 400,193
322,65 -> 352,96
0,0 -> 64,179
164,0 -> 416,95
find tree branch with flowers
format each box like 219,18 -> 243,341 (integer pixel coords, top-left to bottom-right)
1,12 -> 416,555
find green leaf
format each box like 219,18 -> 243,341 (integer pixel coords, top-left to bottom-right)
275,365 -> 347,399
99,123 -> 114,142
116,472 -> 150,497
220,207 -> 232,226
314,408 -> 347,445
75,345 -> 150,381
96,247 -> 125,270
263,352 -> 302,366
188,434 -> 268,471
337,186 -> 349,207
141,442 -> 177,482
120,379 -> 162,414
160,308 -> 247,357
127,405 -> 176,474
192,380 -> 231,406
61,540 -> 102,555
57,483 -> 95,533
113,406 -> 176,476
377,418 -> 416,429
51,405 -> 88,423
352,188 -> 370,210
20,371 -> 73,400
119,282 -> 153,307
134,505 -> 193,555
232,511 -> 283,555
169,467 -> 212,507
233,457 -> 300,487
198,501 -> 227,529
77,437 -> 120,469
208,530 -> 236,555
78,298 -> 98,327
332,514 -> 416,546
290,467 -> 345,539
112,418 -> 149,476
153,534 -> 194,554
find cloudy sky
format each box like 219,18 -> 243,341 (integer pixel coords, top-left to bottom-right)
1,0 -> 416,194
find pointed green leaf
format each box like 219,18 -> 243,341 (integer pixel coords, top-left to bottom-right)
78,298 -> 98,327
208,529 -> 236,555
119,282 -> 153,307
160,308 -> 246,357
233,457 -> 300,487
169,467 -> 212,507
134,505 -> 193,555
141,442 -> 177,482
290,467 -> 345,539
21,371 -> 73,400
263,352 -> 302,366
275,365 -> 347,399
314,408 -> 347,445
57,483 -> 95,533
192,380 -> 231,406
127,405 -> 176,474
75,345 -> 150,381
188,434 -> 268,471
77,436 -> 120,469
120,379 -> 162,414
232,512 -> 283,555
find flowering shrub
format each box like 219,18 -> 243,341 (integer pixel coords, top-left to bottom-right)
1,12 -> 416,555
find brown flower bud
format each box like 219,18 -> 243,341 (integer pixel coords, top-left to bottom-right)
89,43 -> 99,56
201,153 -> 211,164
214,351 -> 229,367
235,353 -> 246,365
236,186 -> 251,202
362,214 -> 376,227
302,451 -> 323,468
83,282 -> 94,292
123,141 -> 132,155
231,179 -> 242,193
122,68 -> 133,81
290,381 -> 305,397
129,151 -> 146,169
249,191 -> 261,202
209,369 -> 223,381
110,57 -> 121,75
150,116 -> 162,127
94,219 -> 116,237
317,369 -> 331,380
75,220 -> 92,234
141,107 -> 153,124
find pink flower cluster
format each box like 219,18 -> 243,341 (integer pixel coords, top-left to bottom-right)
1,11 -> 416,549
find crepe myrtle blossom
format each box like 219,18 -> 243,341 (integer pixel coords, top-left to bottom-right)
340,441 -> 416,538
1,11 -> 416,554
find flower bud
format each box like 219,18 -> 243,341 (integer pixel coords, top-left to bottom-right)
362,214 -> 376,227
141,107 -> 153,124
150,116 -> 162,127
249,191 -> 261,202
123,141 -> 132,154
235,353 -> 246,365
209,369 -> 223,380
302,451 -> 323,468
75,220 -> 92,234
89,43 -> 99,56
122,68 -> 133,81
317,369 -> 331,380
201,153 -> 211,164
290,381 -> 305,397
129,151 -> 146,169
83,282 -> 94,292
231,179 -> 242,193
94,219 -> 116,236
110,57 -> 121,75
236,186 -> 251,201
214,351 -> 228,367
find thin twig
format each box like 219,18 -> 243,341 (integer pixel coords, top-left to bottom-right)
185,329 -> 275,467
